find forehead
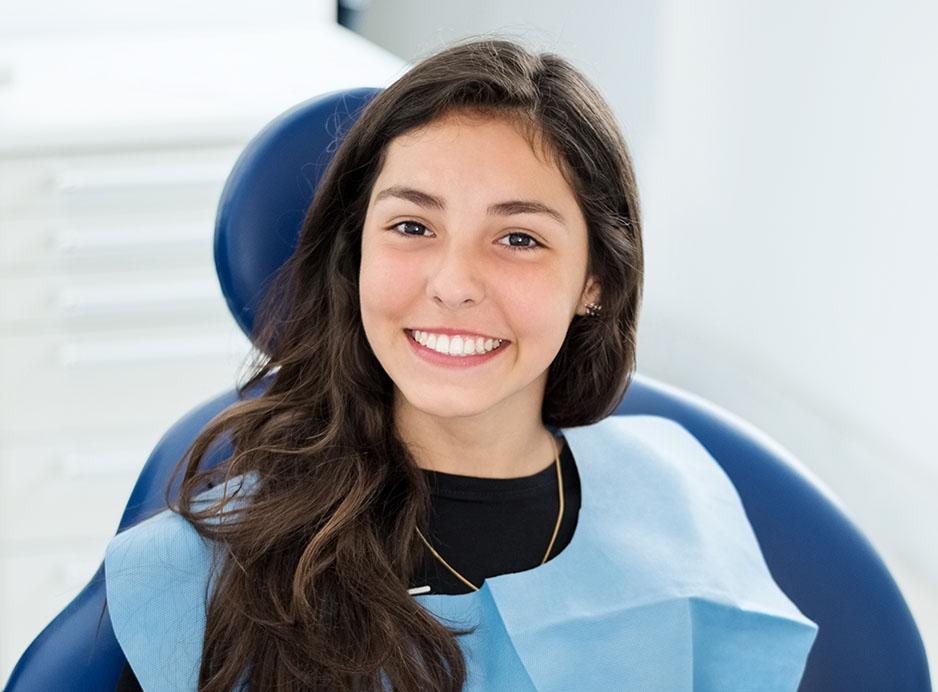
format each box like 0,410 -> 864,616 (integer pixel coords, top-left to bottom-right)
372,113 -> 577,206
392,110 -> 555,159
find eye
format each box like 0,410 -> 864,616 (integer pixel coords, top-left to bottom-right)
497,231 -> 543,252
389,220 -> 432,238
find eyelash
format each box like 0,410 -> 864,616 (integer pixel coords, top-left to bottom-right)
388,220 -> 544,252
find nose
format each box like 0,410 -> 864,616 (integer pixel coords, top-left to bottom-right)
425,241 -> 485,310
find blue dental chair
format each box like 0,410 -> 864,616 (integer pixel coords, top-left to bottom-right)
5,88 -> 931,692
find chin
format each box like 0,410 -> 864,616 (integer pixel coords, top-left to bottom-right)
398,387 -> 494,419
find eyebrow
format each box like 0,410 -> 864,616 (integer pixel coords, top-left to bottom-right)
373,185 -> 567,227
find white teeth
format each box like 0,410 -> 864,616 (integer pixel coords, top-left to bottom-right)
412,330 -> 503,357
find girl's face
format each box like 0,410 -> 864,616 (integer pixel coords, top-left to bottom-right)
359,112 -> 600,422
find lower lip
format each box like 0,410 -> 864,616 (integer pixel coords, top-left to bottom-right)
405,330 -> 509,369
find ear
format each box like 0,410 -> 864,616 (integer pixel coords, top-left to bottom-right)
576,276 -> 602,316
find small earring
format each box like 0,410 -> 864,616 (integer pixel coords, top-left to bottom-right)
584,302 -> 602,317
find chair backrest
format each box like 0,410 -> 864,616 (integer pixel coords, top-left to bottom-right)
6,89 -> 931,692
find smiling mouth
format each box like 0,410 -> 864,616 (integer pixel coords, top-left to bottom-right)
404,328 -> 509,343
404,329 -> 510,357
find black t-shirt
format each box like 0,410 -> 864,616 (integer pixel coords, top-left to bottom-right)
115,436 -> 580,690
410,434 -> 580,594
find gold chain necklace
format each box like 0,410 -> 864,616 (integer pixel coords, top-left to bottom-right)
414,435 -> 564,592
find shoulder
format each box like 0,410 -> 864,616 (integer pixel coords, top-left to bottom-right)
104,471 -> 258,691
566,414 -> 761,564
105,470 -> 259,589
564,414 -> 739,501
565,414 -> 817,617
563,415 -> 819,687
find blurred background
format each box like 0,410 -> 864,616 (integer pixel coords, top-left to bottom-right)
0,0 -> 934,684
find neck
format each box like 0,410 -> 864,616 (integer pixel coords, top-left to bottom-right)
394,395 -> 559,479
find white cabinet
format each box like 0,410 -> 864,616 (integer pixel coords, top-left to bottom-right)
0,22 -> 406,679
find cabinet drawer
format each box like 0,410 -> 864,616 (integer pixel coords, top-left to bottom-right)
0,322 -> 252,436
0,206 -> 217,271
0,145 -> 242,216
0,263 -> 223,327
1,436 -> 150,545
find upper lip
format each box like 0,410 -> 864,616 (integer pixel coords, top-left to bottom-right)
407,327 -> 509,342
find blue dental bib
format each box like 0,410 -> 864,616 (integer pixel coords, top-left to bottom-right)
105,415 -> 818,690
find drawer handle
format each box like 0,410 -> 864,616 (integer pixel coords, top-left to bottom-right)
51,223 -> 209,255
50,160 -> 229,195
54,279 -> 219,316
57,333 -> 243,365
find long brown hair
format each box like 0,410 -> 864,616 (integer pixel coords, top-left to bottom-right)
169,35 -> 643,691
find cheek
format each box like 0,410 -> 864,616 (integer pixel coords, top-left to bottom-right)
497,270 -> 570,334
359,245 -> 417,321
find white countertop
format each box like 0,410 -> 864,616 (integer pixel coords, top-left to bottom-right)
0,22 -> 409,154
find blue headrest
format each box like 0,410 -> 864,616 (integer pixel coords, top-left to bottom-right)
214,87 -> 381,340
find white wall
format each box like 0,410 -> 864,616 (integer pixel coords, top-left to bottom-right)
359,0 -> 938,681
640,3 -> 938,676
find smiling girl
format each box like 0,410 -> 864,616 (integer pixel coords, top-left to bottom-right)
106,36 -> 817,691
